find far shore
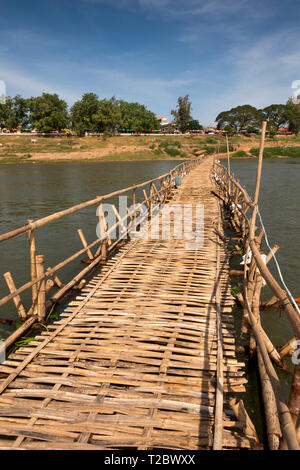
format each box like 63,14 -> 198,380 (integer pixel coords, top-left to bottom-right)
1,133 -> 300,163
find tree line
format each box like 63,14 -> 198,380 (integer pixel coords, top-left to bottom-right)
0,92 -> 160,134
215,98 -> 300,134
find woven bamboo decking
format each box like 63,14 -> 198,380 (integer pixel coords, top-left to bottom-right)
0,157 -> 257,450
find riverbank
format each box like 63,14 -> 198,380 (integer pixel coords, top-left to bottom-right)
1,133 -> 300,163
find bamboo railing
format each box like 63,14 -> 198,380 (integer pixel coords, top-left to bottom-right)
213,123 -> 300,450
0,159 -> 200,354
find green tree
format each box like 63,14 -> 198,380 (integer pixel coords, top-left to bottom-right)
262,104 -> 287,131
186,119 -> 202,131
28,93 -> 69,132
0,96 -> 11,128
119,101 -> 158,132
95,97 -> 121,132
216,105 -> 263,131
171,95 -> 193,132
70,93 -> 100,135
0,95 -> 29,129
285,98 -> 300,134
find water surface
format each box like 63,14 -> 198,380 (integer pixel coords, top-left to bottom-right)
0,160 -> 180,335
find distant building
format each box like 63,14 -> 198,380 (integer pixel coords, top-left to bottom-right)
156,116 -> 169,127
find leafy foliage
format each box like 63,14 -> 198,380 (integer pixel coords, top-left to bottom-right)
285,98 -> 300,134
250,145 -> 300,158
28,93 -> 69,132
262,104 -> 287,131
171,95 -> 193,132
216,105 -> 263,132
231,150 -> 249,158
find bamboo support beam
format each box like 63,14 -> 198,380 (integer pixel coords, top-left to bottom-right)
228,398 -> 259,444
36,255 -> 46,322
27,219 -> 38,315
244,289 -> 299,450
98,202 -> 111,246
52,273 -> 64,288
226,134 -> 230,176
249,240 -> 300,339
279,337 -> 297,359
280,362 -> 300,449
77,229 -> 94,260
213,203 -> 224,450
257,348 -> 281,449
3,272 -> 27,321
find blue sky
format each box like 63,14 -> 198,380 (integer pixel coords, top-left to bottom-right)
0,0 -> 300,125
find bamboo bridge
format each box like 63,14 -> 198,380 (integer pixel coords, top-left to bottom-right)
0,135 -> 299,450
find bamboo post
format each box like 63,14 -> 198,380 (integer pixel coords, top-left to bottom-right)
3,272 -> 27,321
257,348 -> 281,449
112,204 -> 126,233
244,289 -> 299,449
249,239 -> 300,338
149,183 -> 153,218
288,362 -> 300,427
36,255 -> 46,322
45,278 -> 55,294
279,365 -> 300,450
27,219 -> 38,315
229,398 -> 259,444
279,337 -> 297,359
132,187 -> 136,230
152,183 -> 162,203
77,229 -> 94,260
101,240 -> 107,262
98,201 -> 111,246
52,273 -> 63,288
213,203 -> 224,450
226,134 -> 230,176
253,121 -> 267,206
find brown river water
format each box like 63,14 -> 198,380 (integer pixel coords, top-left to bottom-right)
0,157 -> 299,440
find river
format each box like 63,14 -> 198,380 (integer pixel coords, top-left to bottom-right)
0,157 -> 299,438
0,160 -> 181,336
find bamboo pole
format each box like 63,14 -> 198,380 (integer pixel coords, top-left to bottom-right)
3,272 -> 27,321
244,289 -> 299,449
228,398 -> 259,444
112,204 -> 126,233
288,362 -> 300,427
52,273 -> 64,288
257,348 -> 281,449
279,337 -> 297,359
253,121 -> 267,206
36,255 -> 46,322
27,219 -> 38,315
149,183 -> 153,218
249,239 -> 300,339
132,187 -> 136,230
226,134 -> 230,176
213,202 -> 224,450
77,229 -> 94,260
279,363 -> 300,450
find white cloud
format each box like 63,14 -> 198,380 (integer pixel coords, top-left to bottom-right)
199,29 -> 300,124
0,62 -> 77,102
